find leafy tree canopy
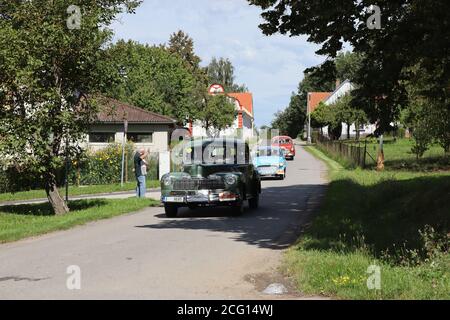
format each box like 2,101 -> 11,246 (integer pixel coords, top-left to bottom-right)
168,30 -> 202,71
201,95 -> 237,137
104,40 -> 202,124
0,0 -> 141,214
249,0 -> 449,132
206,57 -> 248,93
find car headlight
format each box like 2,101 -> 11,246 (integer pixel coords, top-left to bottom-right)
224,174 -> 237,186
161,175 -> 172,187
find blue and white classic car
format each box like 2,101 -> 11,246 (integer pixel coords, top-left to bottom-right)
252,146 -> 287,180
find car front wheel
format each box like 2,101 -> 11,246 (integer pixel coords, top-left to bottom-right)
249,193 -> 259,210
164,204 -> 178,218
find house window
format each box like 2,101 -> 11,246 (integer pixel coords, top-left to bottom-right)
127,133 -> 153,143
89,132 -> 115,143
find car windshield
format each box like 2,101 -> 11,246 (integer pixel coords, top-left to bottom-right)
257,148 -> 283,157
272,138 -> 292,144
183,141 -> 248,165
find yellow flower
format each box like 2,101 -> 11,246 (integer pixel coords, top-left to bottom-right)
332,275 -> 353,286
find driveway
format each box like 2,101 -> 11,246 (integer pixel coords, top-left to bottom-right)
0,144 -> 328,299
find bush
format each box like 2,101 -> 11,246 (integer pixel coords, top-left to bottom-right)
0,167 -> 52,194
0,143 -> 160,193
70,143 -> 159,185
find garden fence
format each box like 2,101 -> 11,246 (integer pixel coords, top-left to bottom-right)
313,133 -> 376,168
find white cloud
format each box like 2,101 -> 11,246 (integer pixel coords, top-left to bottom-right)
111,0 -> 325,126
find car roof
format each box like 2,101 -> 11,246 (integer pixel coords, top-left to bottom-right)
258,146 -> 281,150
272,136 -> 293,140
188,138 -> 248,147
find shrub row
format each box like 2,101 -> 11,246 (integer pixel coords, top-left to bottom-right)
0,143 -> 159,193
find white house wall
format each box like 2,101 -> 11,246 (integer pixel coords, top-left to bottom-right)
322,80 -> 377,139
324,81 -> 354,106
190,98 -> 254,140
83,123 -> 170,154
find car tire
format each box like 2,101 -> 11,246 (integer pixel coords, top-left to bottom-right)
249,193 -> 259,210
164,204 -> 178,218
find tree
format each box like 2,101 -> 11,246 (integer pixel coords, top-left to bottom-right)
335,51 -> 364,83
167,30 -> 210,125
402,63 -> 450,154
0,0 -> 140,215
332,93 -> 367,140
168,30 -> 201,71
206,57 -> 248,92
271,109 -> 289,135
272,68 -> 335,138
310,101 -> 343,140
104,40 -> 202,124
311,102 -> 332,133
271,94 -> 305,138
249,0 -> 450,133
200,95 -> 237,137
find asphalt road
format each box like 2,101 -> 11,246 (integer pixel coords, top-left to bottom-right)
0,144 -> 328,299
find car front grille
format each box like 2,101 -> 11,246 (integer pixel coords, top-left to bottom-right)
258,165 -> 278,169
173,178 -> 225,190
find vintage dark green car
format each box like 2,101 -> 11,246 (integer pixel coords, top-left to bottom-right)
160,138 -> 261,217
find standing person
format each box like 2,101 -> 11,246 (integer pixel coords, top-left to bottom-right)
134,148 -> 148,198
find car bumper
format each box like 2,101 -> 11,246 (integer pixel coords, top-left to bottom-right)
161,190 -> 241,206
285,153 -> 295,158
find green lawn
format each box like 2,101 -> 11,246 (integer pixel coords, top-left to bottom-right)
285,146 -> 450,299
0,180 -> 160,203
346,138 -> 449,171
0,198 -> 159,243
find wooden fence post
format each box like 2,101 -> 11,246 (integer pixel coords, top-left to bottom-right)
363,140 -> 367,168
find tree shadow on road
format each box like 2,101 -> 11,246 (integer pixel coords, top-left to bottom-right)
135,184 -> 327,250
0,199 -> 109,216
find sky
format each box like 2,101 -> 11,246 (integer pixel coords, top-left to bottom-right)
111,0 -> 325,127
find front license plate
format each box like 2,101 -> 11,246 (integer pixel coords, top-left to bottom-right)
164,196 -> 185,203
259,168 -> 275,175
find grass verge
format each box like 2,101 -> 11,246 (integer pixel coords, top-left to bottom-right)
0,198 -> 159,243
284,145 -> 450,299
345,138 -> 449,171
0,180 -> 160,203
303,145 -> 343,173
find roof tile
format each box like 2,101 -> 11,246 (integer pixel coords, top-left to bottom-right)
95,97 -> 176,124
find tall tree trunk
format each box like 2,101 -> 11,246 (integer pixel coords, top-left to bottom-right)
347,123 -> 351,140
45,172 -> 69,215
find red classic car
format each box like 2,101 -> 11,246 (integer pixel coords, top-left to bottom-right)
271,136 -> 296,160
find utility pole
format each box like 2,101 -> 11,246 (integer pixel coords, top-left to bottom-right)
65,137 -> 69,203
307,92 -> 312,144
120,115 -> 128,187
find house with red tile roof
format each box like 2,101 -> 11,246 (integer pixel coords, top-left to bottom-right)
189,85 -> 255,139
309,80 -> 377,139
307,92 -> 332,113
